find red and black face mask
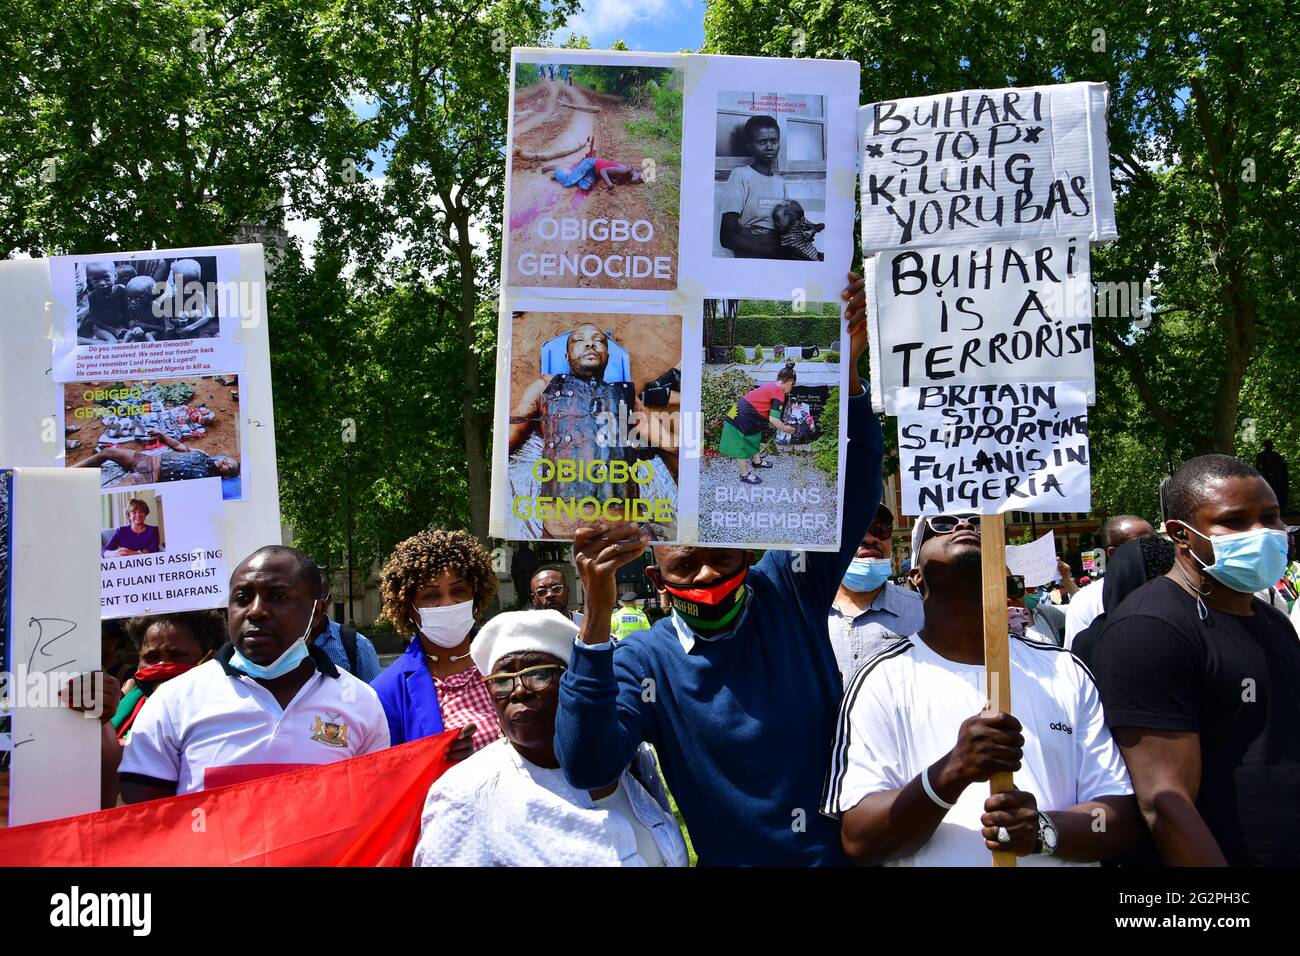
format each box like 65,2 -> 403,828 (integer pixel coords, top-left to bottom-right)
134,661 -> 197,684
659,563 -> 750,630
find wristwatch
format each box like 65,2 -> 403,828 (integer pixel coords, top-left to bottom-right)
1034,811 -> 1058,856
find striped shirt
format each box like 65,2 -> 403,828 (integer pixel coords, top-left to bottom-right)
822,633 -> 1132,867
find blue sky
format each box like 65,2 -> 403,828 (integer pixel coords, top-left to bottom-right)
560,0 -> 707,53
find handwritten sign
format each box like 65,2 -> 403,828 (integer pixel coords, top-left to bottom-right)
859,82 -> 1116,253
867,237 -> 1094,412
896,382 -> 1091,515
3,468 -> 100,827
1005,531 -> 1059,588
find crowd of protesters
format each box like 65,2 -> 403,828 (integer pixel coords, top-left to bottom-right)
71,272 -> 1300,867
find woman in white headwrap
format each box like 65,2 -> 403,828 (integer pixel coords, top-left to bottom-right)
413,609 -> 688,867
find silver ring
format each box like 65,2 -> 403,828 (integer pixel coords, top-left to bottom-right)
996,826 -> 1012,845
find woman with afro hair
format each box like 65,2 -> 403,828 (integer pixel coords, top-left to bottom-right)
371,528 -> 502,761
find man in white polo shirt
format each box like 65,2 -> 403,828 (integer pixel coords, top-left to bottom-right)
1064,514 -> 1155,649
119,546 -> 389,802
822,513 -> 1140,866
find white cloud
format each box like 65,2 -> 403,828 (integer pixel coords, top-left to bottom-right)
562,0 -> 691,46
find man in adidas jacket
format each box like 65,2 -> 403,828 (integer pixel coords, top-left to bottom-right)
822,513 -> 1141,866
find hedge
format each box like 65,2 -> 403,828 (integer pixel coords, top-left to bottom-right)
736,300 -> 839,317
731,315 -> 840,345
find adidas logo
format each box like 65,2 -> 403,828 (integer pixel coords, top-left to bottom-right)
1049,721 -> 1073,735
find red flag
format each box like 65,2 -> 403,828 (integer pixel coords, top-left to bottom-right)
0,731 -> 456,866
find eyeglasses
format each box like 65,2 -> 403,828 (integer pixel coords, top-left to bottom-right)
923,514 -> 982,535
532,583 -> 566,597
483,664 -> 565,701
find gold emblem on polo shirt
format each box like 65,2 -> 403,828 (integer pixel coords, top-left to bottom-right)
311,716 -> 349,747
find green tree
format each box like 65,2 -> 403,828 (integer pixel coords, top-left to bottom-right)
324,0 -> 577,539
267,247 -> 477,577
0,0 -> 366,255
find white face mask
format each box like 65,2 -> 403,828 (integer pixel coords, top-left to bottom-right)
417,599 -> 475,648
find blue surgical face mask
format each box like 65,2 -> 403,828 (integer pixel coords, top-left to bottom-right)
842,556 -> 893,593
1184,525 -> 1289,594
231,603 -> 319,680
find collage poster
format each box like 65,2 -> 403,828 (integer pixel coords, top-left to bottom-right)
492,48 -> 860,551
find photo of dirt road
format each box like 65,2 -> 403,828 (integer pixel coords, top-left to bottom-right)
507,60 -> 683,292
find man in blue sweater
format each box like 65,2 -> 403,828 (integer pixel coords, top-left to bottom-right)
555,272 -> 881,865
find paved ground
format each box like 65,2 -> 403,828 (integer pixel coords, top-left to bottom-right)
697,447 -> 839,547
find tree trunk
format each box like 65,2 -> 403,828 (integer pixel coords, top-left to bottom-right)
1209,257 -> 1257,454
451,208 -> 490,540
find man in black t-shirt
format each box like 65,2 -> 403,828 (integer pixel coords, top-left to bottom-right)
1092,454 -> 1299,865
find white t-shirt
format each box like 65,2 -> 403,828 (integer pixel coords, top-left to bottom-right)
822,634 -> 1133,867
120,645 -> 389,794
1064,578 -> 1105,649
720,164 -> 788,230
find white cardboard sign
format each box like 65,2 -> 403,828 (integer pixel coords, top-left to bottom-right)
896,381 -> 1091,515
868,237 -> 1095,413
859,82 -> 1117,254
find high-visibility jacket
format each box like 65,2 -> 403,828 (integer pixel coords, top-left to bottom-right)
610,605 -> 651,641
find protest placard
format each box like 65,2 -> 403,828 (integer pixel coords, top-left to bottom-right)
867,237 -> 1095,412
0,245 -> 281,621
896,382 -> 1091,515
49,245 -> 246,383
859,82 -> 1116,253
1005,530 -> 1059,587
503,48 -> 860,302
1,468 -> 100,827
493,48 -> 859,550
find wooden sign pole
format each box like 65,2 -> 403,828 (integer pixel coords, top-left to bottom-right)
979,511 -> 1016,868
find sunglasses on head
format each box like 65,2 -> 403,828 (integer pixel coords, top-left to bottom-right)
923,514 -> 982,536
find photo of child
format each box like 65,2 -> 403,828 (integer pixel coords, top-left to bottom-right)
714,92 -> 828,262
699,297 -> 843,548
102,490 -> 165,557
74,255 -> 220,345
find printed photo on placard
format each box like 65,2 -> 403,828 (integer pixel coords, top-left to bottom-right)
505,55 -> 684,293
98,478 -> 229,618
677,55 -> 859,302
49,245 -> 244,381
697,298 -> 845,549
714,91 -> 828,263
101,489 -> 166,557
504,309 -> 683,541
61,374 -> 245,500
